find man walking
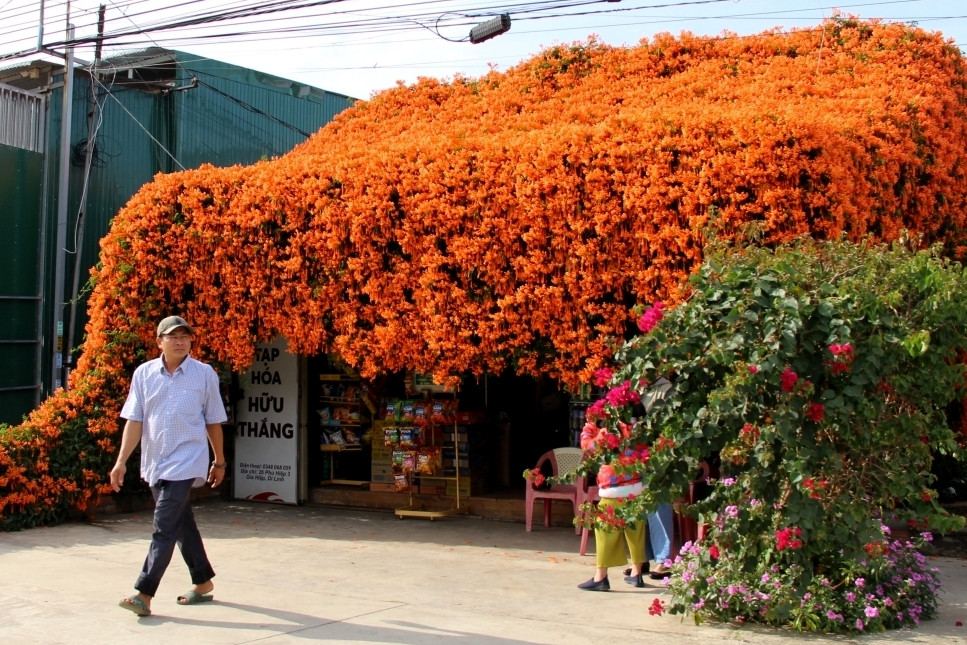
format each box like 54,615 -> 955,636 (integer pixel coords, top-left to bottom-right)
110,315 -> 228,617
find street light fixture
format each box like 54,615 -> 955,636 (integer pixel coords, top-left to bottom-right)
469,14 -> 511,44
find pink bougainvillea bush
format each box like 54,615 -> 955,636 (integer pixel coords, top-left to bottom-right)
575,238 -> 965,632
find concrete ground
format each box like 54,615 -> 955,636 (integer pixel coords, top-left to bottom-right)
0,498 -> 965,644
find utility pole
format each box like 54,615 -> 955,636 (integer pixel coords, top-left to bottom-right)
37,0 -> 45,51
52,15 -> 75,391
65,4 -> 106,387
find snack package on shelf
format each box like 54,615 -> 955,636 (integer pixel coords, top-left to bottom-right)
401,451 -> 417,472
384,425 -> 400,446
430,400 -> 446,424
399,427 -> 421,448
413,400 -> 431,426
393,472 -> 410,492
416,447 -> 442,475
399,400 -> 416,424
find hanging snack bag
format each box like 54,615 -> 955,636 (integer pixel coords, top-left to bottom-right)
413,400 -> 431,426
393,472 -> 410,492
400,400 -> 417,424
416,448 -> 442,475
402,451 -> 417,472
399,427 -> 415,449
384,400 -> 399,422
384,425 -> 400,446
430,400 -> 447,424
444,399 -> 458,424
392,449 -> 405,470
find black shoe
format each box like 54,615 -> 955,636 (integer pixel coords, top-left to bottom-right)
624,573 -> 645,588
622,563 -> 649,577
649,567 -> 671,580
577,576 -> 610,591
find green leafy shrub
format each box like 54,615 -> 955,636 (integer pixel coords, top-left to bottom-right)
572,237 -> 966,632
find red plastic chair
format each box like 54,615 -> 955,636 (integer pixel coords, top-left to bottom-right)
525,448 -> 588,535
674,461 -> 710,549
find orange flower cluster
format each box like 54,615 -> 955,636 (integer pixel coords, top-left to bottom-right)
4,16 -> 967,528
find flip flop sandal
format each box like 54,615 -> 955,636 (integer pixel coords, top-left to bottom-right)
119,595 -> 151,616
177,590 -> 214,605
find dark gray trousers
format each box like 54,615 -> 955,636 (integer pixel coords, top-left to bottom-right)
134,478 -> 215,597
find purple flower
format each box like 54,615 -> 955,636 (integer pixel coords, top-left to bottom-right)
845,592 -> 856,602
856,619 -> 865,631
865,606 -> 879,618
855,578 -> 865,588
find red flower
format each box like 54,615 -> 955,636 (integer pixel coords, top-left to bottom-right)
648,598 -> 666,616
780,367 -> 799,392
864,541 -> 889,557
776,526 -> 804,551
708,544 -> 720,559
748,364 -> 758,374
526,469 -> 545,487
806,403 -> 825,422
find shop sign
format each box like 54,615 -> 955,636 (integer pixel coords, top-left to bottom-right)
234,337 -> 299,504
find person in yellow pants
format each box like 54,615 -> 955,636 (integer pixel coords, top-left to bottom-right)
578,488 -> 647,591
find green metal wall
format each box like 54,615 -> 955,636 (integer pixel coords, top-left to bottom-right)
0,143 -> 43,425
39,52 -> 355,398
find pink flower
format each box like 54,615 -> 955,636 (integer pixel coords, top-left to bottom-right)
585,399 -> 606,421
806,403 -> 825,422
579,423 -> 599,452
637,301 -> 665,333
748,365 -> 758,374
648,598 -> 666,616
592,367 -> 614,387
780,367 -> 799,392
708,544 -> 720,559
605,381 -> 640,407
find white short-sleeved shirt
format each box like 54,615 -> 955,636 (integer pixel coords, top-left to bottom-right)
120,355 -> 228,487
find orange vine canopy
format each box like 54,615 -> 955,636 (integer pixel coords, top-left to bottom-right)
85,17 -> 967,390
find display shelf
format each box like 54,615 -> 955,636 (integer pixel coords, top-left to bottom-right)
388,391 -> 464,519
317,373 -> 368,484
320,444 -> 367,486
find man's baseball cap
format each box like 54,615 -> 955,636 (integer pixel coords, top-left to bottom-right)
157,315 -> 194,337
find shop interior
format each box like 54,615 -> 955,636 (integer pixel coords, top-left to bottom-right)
304,354 -> 580,500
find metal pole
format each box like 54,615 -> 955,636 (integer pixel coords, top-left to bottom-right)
66,5 -> 105,385
37,0 -> 45,51
52,24 -> 75,390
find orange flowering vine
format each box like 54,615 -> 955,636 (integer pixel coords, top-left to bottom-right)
3,16 -> 967,528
